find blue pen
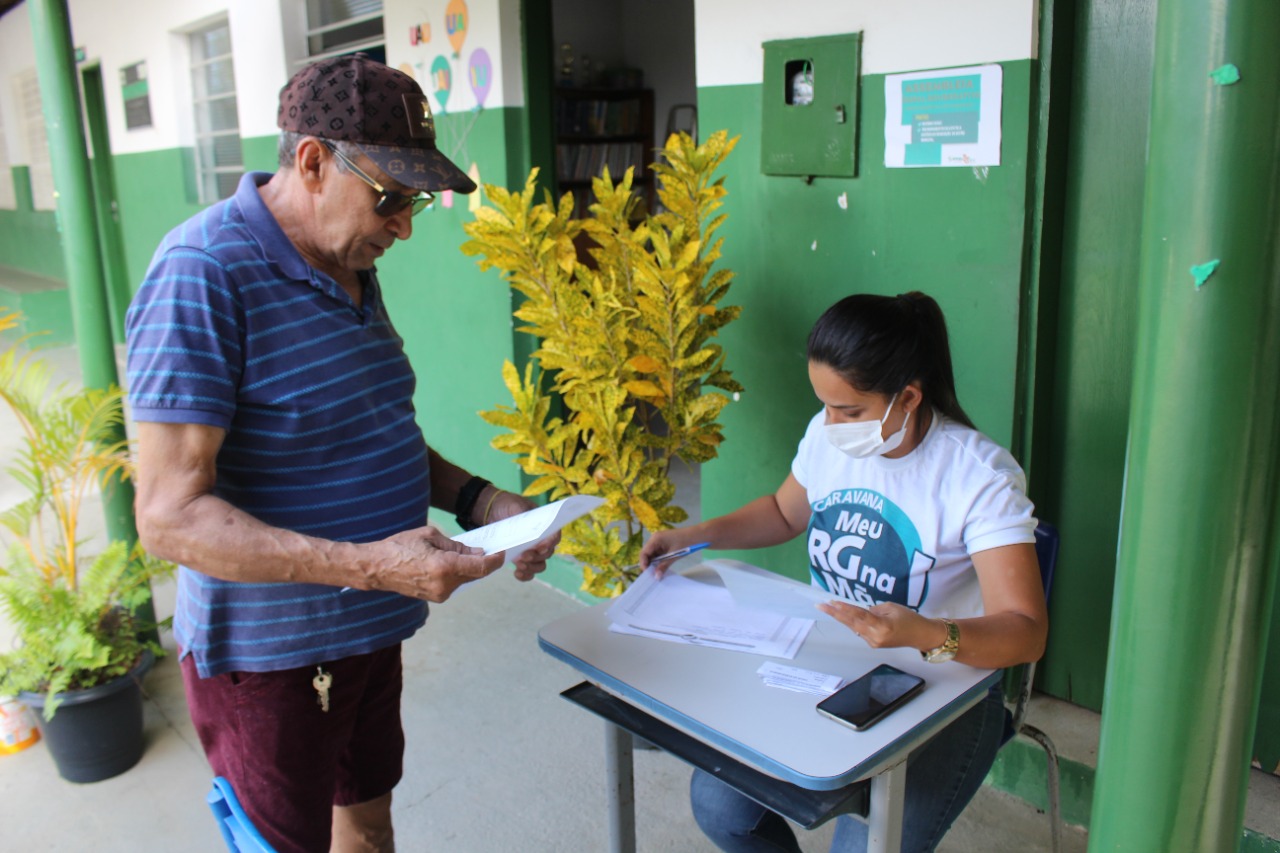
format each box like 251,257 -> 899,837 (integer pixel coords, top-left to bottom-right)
643,542 -> 710,570
652,542 -> 710,563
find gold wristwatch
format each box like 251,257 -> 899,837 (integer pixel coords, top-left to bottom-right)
922,618 -> 959,663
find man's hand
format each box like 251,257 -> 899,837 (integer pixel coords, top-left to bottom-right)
366,525 -> 505,602
482,490 -> 559,581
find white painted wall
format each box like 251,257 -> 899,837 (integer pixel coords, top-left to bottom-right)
0,0 -> 288,163
693,0 -> 1037,86
0,0 -> 1036,170
385,0 -> 521,114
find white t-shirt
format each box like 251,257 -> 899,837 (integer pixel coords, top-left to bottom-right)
791,409 -> 1036,620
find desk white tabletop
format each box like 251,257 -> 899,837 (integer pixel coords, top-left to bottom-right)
538,567 -> 1000,791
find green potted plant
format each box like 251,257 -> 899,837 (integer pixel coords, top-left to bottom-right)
462,131 -> 742,597
0,308 -> 172,783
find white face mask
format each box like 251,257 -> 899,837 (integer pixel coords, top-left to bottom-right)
824,393 -> 912,458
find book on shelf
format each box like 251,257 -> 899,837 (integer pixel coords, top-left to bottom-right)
555,97 -> 643,137
556,142 -> 645,183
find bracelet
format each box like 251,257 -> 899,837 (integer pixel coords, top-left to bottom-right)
481,489 -> 504,526
454,476 -> 492,531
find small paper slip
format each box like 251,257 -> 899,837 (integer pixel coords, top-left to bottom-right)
756,662 -> 844,696
606,566 -> 812,659
708,558 -> 866,622
453,495 -> 605,562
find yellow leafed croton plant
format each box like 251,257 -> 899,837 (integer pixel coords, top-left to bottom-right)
462,131 -> 742,597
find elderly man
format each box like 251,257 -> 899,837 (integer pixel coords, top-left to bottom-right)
126,55 -> 551,852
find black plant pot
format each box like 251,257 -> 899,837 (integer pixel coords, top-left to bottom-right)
20,649 -> 154,783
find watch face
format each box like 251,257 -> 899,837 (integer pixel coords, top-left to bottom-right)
925,647 -> 956,663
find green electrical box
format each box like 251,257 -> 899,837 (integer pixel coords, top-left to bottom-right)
760,32 -> 861,178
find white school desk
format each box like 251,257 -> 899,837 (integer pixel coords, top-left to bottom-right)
537,566 -> 1000,853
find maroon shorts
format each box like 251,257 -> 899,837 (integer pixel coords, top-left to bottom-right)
181,644 -> 405,853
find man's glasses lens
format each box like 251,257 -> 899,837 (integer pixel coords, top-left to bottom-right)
373,192 -> 434,217
325,142 -> 434,217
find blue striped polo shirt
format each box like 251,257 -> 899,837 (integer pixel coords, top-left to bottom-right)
125,171 -> 430,678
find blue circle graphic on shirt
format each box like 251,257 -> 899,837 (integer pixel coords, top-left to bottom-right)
806,488 -> 935,609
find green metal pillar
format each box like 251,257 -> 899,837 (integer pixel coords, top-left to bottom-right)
28,0 -> 153,630
1088,1 -> 1280,851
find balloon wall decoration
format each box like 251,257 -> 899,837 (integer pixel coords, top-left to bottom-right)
445,0 -> 469,57
468,48 -> 492,108
431,55 -> 452,112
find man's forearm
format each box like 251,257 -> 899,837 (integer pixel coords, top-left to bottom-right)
138,491 -> 372,587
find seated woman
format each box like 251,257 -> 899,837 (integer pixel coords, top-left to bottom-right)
640,291 -> 1048,853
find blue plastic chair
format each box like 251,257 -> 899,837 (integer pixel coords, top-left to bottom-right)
1001,521 -> 1062,853
207,776 -> 276,853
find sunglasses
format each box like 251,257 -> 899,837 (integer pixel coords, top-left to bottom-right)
322,142 -> 435,217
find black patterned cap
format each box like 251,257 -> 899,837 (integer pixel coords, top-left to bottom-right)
278,55 -> 476,194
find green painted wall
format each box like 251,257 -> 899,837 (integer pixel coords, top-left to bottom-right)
1033,0 -> 1154,715
695,62 -> 1034,582
0,166 -> 66,280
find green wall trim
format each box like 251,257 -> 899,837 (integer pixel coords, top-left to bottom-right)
0,167 -> 66,281
987,736 -> 1094,828
14,163 -> 35,211
987,737 -> 1280,850
988,717 -> 1280,845
1245,830 -> 1280,853
0,280 -> 73,345
537,555 -> 605,604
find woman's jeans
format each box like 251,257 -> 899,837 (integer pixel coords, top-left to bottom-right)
690,685 -> 1008,853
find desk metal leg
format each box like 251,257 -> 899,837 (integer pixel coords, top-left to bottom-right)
603,722 -> 636,853
867,758 -> 907,853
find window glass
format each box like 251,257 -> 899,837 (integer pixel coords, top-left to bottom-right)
15,69 -> 55,211
189,20 -> 243,204
304,0 -> 384,60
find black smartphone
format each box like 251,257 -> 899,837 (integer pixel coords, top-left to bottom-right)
815,664 -> 926,731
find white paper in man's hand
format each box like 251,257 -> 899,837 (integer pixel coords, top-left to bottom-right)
452,495 -> 605,563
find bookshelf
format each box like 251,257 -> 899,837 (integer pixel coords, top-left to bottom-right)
554,88 -> 655,218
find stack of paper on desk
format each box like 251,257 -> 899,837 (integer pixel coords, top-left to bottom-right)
606,562 -> 817,659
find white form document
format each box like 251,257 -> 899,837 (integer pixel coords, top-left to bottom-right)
707,558 -> 866,622
606,565 -> 812,659
453,495 -> 605,563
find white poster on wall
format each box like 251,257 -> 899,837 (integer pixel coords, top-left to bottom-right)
884,64 -> 1002,168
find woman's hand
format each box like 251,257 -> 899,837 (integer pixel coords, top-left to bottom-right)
817,601 -> 946,651
817,543 -> 1048,668
638,528 -> 705,578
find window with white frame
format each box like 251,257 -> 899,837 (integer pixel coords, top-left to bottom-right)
190,19 -> 244,203
14,68 -> 55,211
304,0 -> 385,62
0,101 -> 16,210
